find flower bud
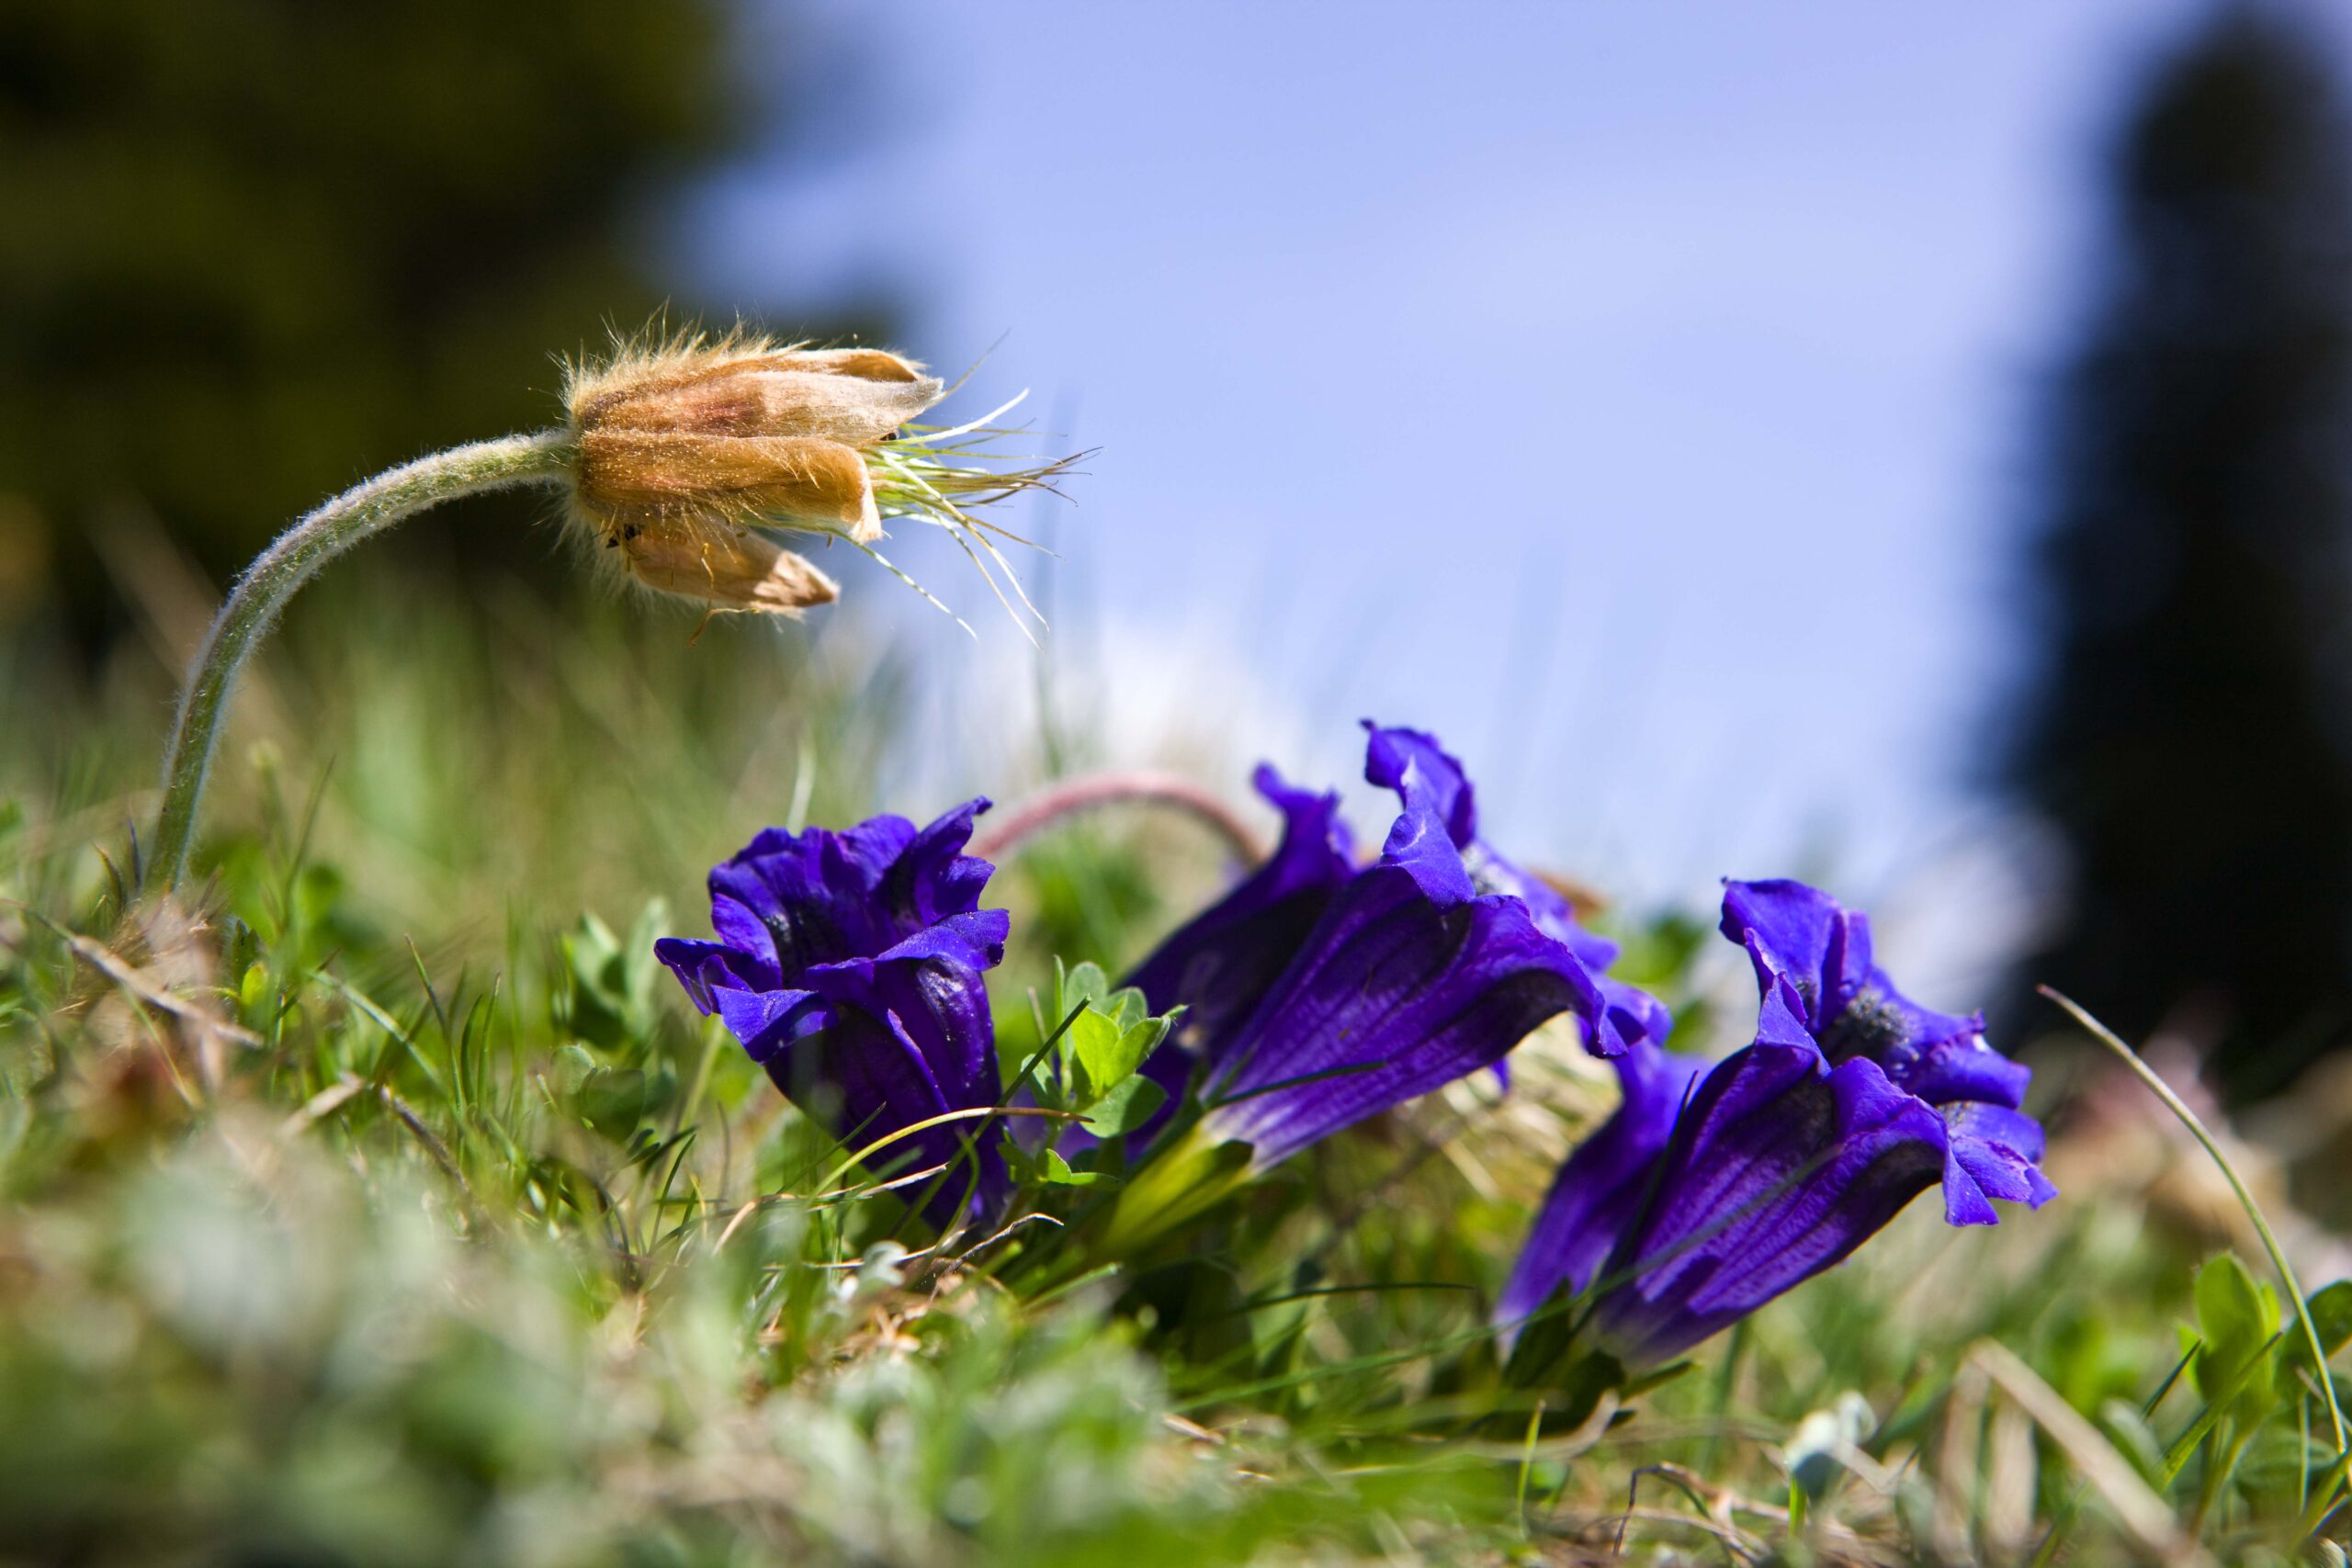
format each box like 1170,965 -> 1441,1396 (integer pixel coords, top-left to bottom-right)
564,333 -> 943,615
564,327 -> 1071,628
616,517 -> 838,615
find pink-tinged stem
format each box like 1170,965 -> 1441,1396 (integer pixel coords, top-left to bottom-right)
971,771 -> 1267,865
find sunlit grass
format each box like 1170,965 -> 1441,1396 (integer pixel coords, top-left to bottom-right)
2,576 -> 2347,1565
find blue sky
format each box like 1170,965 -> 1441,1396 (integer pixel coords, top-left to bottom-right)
678,1 -> 2227,927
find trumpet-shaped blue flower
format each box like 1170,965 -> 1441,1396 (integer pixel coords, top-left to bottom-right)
1170,723 -> 1666,1168
656,800 -> 1010,1224
1500,881 -> 2052,1367
1493,1039 -> 1703,1339
1573,981 -> 1954,1365
1363,724 -> 1671,1056
1122,764 -> 1356,1104
1720,878 -> 2056,1224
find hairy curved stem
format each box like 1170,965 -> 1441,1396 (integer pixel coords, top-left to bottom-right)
147,430 -> 576,892
969,770 -> 1268,865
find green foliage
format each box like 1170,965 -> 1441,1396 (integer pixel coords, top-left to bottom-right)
1006,831 -> 1167,980
2188,1252 -> 2280,1423
3,570 -> 2351,1562
1046,959 -> 1177,1127
2285,1280 -> 2352,1381
560,902 -> 670,1052
999,962 -> 1180,1198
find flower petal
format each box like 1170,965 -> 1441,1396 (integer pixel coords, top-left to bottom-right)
659,803 -> 1010,1225
1123,764 -> 1355,1070
1587,1046 -> 1948,1365
1202,860 -> 1600,1168
1368,719 -> 1668,1055
1362,721 -> 1479,847
1722,878 -> 1871,1030
609,518 -> 841,615
1495,1042 -> 1705,1339
1906,1034 -> 2030,1109
579,431 -> 883,540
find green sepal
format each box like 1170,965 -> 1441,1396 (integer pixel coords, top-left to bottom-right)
1092,1122 -> 1254,1258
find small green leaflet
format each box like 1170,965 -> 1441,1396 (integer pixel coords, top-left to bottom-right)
1048,957 -> 1181,1111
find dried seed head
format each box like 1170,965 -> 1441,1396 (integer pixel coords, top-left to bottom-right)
580,432 -> 878,536
562,325 -> 1076,630
567,331 -> 942,549
575,345 -> 942,446
618,516 -> 839,615
562,330 -> 933,615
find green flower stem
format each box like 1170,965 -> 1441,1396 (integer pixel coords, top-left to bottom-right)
999,1122 -> 1255,1298
1088,1122 -> 1255,1259
147,430 -> 577,893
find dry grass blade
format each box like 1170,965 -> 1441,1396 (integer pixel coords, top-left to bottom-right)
1968,1339 -> 2211,1567
1934,1358 -> 1986,1562
64,913 -> 259,1093
279,1075 -> 369,1137
377,1082 -> 472,1200
67,935 -> 257,1049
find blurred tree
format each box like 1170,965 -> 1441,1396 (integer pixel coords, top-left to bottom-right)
0,0 -> 876,638
2011,5 -> 2352,1098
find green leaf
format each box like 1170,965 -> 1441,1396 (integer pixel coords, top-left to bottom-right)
1080,1076 -> 1167,1141
1002,1137 -> 1045,1185
1103,985 -> 1148,1032
237,961 -> 270,1014
1040,1148 -> 1114,1188
1064,1008 -> 1126,1102
1004,1142 -> 1114,1189
2283,1280 -> 2352,1378
2192,1252 -> 2278,1419
1042,959 -> 1181,1106
562,913 -> 629,1049
1054,959 -> 1111,1019
622,897 -> 670,1018
2097,1399 -> 2167,1484
553,1043 -> 596,1096
561,900 -> 669,1053
571,1066 -> 650,1139
1070,1006 -> 1171,1102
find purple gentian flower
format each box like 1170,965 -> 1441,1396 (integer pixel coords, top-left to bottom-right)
1363,724 -> 1672,1056
1499,881 -> 2052,1366
656,800 -> 1011,1224
1570,980 -> 1954,1365
1180,724 -> 1664,1169
1121,763 -> 1356,1105
1720,878 -> 2056,1224
1493,1039 -> 1704,1341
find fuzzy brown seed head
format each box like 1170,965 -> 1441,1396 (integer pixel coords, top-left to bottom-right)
617,517 -> 839,616
572,345 -> 942,447
563,331 -> 941,615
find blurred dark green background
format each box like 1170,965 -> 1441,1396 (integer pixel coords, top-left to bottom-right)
0,0 -> 881,647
